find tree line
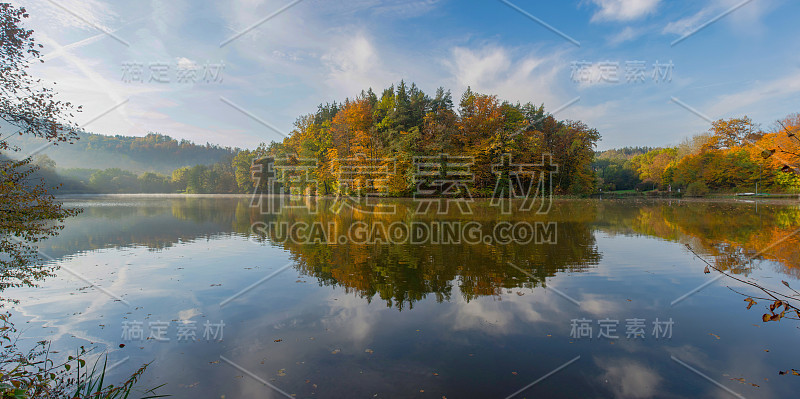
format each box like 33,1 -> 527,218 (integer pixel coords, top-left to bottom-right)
595,115 -> 800,195
11,131 -> 238,173
36,110 -> 800,197
38,82 -> 605,195
256,81 -> 601,196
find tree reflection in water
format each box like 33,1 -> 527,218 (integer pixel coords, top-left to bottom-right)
28,197 -> 800,310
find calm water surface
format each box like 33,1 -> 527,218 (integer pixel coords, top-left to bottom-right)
6,196 -> 800,398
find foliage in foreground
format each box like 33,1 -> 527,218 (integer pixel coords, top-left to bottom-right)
0,313 -> 167,399
1,5 -> 167,398
1,3 -> 82,290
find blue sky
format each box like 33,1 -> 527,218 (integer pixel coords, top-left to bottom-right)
12,0 -> 800,150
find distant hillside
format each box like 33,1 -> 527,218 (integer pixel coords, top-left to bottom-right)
8,132 -> 239,174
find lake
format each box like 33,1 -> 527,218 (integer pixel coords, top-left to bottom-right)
6,195 -> 800,398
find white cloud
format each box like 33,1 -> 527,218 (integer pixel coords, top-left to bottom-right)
663,0 -> 769,37
23,0 -> 118,32
595,357 -> 663,398
150,0 -> 188,34
707,71 -> 800,117
607,26 -> 642,45
442,45 -> 622,144
177,307 -> 202,321
321,34 -> 400,98
662,6 -> 714,36
447,293 -> 547,334
341,0 -> 443,18
444,45 -> 565,109
322,293 -> 380,344
175,57 -> 197,70
588,0 -> 661,22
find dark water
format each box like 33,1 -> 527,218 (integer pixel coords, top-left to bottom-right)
6,196 -> 800,398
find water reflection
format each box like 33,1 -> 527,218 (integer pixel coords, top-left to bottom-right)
36,197 -> 800,299
8,196 -> 798,398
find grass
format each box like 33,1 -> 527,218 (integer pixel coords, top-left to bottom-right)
0,312 -> 168,399
70,355 -> 167,399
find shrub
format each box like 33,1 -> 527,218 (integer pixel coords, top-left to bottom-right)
685,181 -> 709,197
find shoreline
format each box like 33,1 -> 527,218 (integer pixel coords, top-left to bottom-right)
56,192 -> 800,204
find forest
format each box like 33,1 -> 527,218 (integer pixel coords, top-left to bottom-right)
32,82 -> 602,195
11,131 -> 237,173
255,81 -> 600,196
13,82 -> 800,196
594,115 -> 800,195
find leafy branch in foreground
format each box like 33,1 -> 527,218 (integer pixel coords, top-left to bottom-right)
0,5 -> 167,397
0,157 -> 80,293
0,4 -> 81,152
685,244 -> 800,322
1,3 -> 82,294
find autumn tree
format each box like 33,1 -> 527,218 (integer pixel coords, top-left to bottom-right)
262,82 -> 602,197
704,116 -> 761,150
631,148 -> 678,189
1,4 -> 82,290
757,114 -> 800,185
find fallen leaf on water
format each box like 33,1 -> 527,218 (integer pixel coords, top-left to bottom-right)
511,372 -> 518,375
762,314 -> 771,322
180,382 -> 199,388
516,292 -> 524,296
744,297 -> 756,309
365,349 -> 374,354
274,339 -> 282,342
331,349 -> 340,355
277,369 -> 286,377
708,333 -> 720,339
